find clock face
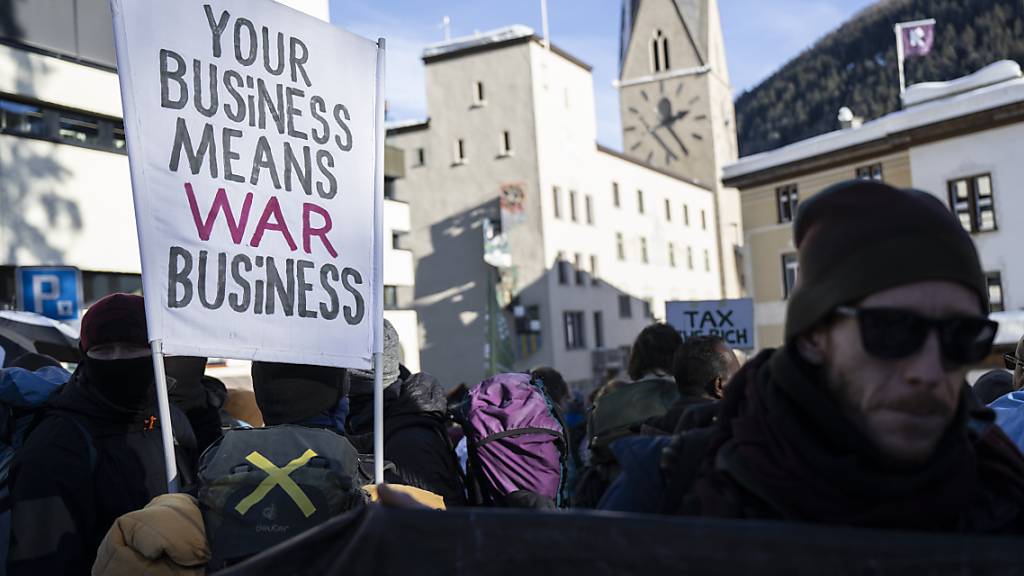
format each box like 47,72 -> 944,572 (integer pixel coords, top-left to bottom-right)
623,79 -> 707,167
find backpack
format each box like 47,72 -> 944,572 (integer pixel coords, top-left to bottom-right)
198,425 -> 370,568
574,376 -> 678,508
457,373 -> 568,508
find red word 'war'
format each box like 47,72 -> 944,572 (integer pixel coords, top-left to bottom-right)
184,183 -> 338,258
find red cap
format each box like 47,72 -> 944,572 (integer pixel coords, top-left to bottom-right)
79,293 -> 149,353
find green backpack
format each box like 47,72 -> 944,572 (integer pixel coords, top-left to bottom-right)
573,377 -> 678,508
198,425 -> 370,568
587,376 -> 679,463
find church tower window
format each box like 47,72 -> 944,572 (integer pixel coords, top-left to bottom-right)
651,29 -> 670,73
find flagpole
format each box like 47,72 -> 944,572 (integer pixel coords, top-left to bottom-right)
895,22 -> 906,96
540,0 -> 550,49
150,340 -> 179,493
372,38 -> 387,486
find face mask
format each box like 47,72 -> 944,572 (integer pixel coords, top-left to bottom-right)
85,356 -> 156,409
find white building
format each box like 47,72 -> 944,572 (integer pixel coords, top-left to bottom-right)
723,60 -> 1024,353
388,27 -> 723,389
0,0 -> 421,370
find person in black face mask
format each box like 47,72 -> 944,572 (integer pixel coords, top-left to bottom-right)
7,293 -> 197,576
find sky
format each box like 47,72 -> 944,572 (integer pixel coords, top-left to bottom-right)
329,0 -> 877,150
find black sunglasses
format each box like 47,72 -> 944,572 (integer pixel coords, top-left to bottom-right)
1007,354 -> 1020,370
835,306 -> 998,365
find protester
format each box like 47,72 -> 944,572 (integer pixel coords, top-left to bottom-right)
8,293 -> 198,575
1009,334 -> 1024,392
531,366 -> 569,409
166,355 -> 224,454
645,336 -> 740,434
975,369 -> 1015,405
627,323 -> 683,382
986,336 -> 1024,453
346,320 -> 466,507
657,180 -> 1024,532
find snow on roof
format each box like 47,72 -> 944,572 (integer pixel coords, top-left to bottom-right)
385,118 -> 429,132
724,61 -> 1024,182
423,25 -> 535,59
903,60 -> 1022,107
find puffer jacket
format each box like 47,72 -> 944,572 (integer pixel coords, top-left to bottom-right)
348,373 -> 466,507
92,494 -> 209,576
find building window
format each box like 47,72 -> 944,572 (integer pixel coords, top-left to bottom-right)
640,237 -> 649,264
643,299 -> 654,319
665,199 -> 672,221
618,294 -> 632,318
593,311 -> 605,348
569,190 -> 578,222
553,186 -> 562,219
776,184 -> 799,223
687,246 -> 694,270
782,252 -> 799,299
700,209 -> 707,230
683,204 -> 690,226
564,311 -> 586,350
473,81 -> 486,105
500,130 -> 512,156
574,253 -> 585,285
612,182 -> 620,207
948,174 -> 996,233
81,271 -> 142,306
986,271 -> 1004,313
415,147 -> 425,166
59,111 -> 101,147
0,98 -> 126,155
383,285 -> 399,309
704,249 -> 711,272
668,242 -> 676,267
585,195 -> 594,225
557,252 -> 569,285
453,138 -> 466,164
616,232 -> 625,261
637,189 -> 645,214
856,163 -> 883,181
384,177 -> 397,200
589,255 -> 599,285
650,29 -> 670,73
391,231 -> 402,250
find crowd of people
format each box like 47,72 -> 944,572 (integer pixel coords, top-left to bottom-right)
3,179 -> 1024,574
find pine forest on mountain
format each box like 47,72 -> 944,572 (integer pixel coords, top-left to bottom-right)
734,0 -> 1024,157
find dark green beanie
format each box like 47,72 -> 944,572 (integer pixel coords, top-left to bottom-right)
784,180 -> 987,341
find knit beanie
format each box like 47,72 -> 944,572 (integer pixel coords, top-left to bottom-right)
784,180 -> 987,341
79,293 -> 149,353
349,319 -> 402,395
251,361 -> 349,426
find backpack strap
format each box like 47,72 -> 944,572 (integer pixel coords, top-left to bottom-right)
477,427 -> 562,445
657,427 -> 715,515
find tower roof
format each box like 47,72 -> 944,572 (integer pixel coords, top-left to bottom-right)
619,0 -> 709,75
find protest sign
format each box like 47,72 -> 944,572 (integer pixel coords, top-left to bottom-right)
666,299 -> 755,350
111,0 -> 382,370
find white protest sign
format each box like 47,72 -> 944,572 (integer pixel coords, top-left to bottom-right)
112,0 -> 381,369
666,299 -> 755,350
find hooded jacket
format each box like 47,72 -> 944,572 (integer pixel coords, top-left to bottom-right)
348,373 -> 466,507
8,365 -> 198,576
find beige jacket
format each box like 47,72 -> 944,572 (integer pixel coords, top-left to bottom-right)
92,494 -> 210,576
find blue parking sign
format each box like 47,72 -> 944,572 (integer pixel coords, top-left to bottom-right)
16,267 -> 83,321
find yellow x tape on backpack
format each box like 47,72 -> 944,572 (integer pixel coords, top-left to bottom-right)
235,449 -> 319,518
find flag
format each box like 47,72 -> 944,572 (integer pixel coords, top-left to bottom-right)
900,21 -> 935,59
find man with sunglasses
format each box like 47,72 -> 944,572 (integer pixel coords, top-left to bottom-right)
662,180 -> 1024,532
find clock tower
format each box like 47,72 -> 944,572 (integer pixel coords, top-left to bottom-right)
618,0 -> 743,297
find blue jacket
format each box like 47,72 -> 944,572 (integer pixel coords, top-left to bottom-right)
597,435 -> 672,513
0,366 -> 70,480
989,390 -> 1024,453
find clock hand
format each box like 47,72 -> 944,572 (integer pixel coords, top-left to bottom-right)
664,124 -> 689,156
649,127 -> 678,161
